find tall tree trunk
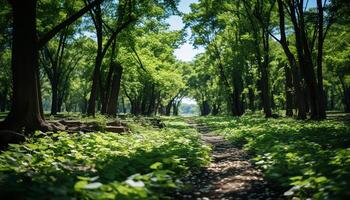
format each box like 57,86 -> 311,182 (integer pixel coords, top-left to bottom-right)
288,0 -> 322,119
147,86 -> 156,116
344,87 -> 350,113
316,0 -> 326,119
165,100 -> 173,116
106,63 -> 123,116
211,104 -> 220,115
248,87 -> 255,111
340,77 -> 350,113
247,71 -> 255,111
0,0 -> 49,132
261,30 -> 272,118
284,64 -> 294,116
101,63 -> 113,114
201,100 -> 210,116
329,89 -> 334,110
0,94 -> 5,112
277,0 -> 306,119
172,102 -> 178,116
87,4 -> 103,116
51,79 -> 59,115
101,38 -> 117,114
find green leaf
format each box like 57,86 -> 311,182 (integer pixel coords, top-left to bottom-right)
84,182 -> 103,189
74,180 -> 88,190
150,162 -> 163,170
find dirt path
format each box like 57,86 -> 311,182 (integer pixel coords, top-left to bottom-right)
175,121 -> 284,200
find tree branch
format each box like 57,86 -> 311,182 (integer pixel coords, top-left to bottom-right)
38,0 -> 105,48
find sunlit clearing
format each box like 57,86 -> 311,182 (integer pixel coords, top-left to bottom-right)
179,97 -> 199,116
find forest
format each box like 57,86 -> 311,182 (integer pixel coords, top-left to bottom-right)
0,0 -> 349,199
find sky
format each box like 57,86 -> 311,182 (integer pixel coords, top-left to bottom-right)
166,0 -> 204,62
166,0 -> 202,104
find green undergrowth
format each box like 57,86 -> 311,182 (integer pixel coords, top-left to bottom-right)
197,115 -> 350,200
0,118 -> 210,200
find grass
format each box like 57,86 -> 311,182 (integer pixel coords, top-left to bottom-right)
0,117 -> 210,200
196,114 -> 350,200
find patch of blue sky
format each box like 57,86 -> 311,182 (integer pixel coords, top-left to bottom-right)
166,0 -> 204,62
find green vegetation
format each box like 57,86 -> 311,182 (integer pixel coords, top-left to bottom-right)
0,118 -> 210,199
0,0 -> 350,199
197,115 -> 350,199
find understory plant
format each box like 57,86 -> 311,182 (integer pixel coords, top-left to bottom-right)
198,115 -> 350,200
0,119 -> 210,200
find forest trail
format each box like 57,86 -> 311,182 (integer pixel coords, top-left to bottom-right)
176,121 -> 284,200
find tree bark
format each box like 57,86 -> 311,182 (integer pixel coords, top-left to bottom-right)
51,80 -> 59,115
87,4 -> 103,116
287,0 -> 324,120
284,63 -> 293,116
340,77 -> 350,113
316,0 -> 326,119
0,0 -> 49,132
106,62 -> 123,116
344,87 -> 350,113
201,100 -> 210,116
277,0 -> 306,119
165,99 -> 173,116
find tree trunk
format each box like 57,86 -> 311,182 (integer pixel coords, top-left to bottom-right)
0,0 -> 50,132
101,64 -> 113,114
165,100 -> 173,116
201,100 -> 210,116
328,89 -> 334,110
248,88 -> 255,111
288,0 -> 322,120
0,91 -> 7,112
0,99 -> 4,112
261,30 -> 272,118
284,64 -> 294,116
344,87 -> 350,113
211,104 -> 220,115
172,103 -> 179,116
51,80 -> 59,115
106,63 -> 123,116
277,0 -> 306,119
87,4 -> 103,116
316,0 -> 326,119
340,77 -> 350,113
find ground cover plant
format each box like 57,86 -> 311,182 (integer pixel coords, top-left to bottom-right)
1,0 -> 350,199
197,115 -> 350,199
0,118 -> 210,200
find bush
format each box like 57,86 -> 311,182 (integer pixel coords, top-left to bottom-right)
0,119 -> 210,200
198,115 -> 350,200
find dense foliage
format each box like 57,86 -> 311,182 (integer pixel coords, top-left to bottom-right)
185,0 -> 350,119
197,115 -> 350,199
0,0 -> 349,199
0,118 -> 210,199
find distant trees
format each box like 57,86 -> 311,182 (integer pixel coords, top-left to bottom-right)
0,0 -> 349,144
121,27 -> 185,116
185,0 -> 349,118
0,0 -> 181,135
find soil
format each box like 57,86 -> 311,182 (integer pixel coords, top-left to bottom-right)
174,121 -> 285,200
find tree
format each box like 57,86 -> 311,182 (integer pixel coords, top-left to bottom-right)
86,0 -> 180,116
0,0 -> 105,134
